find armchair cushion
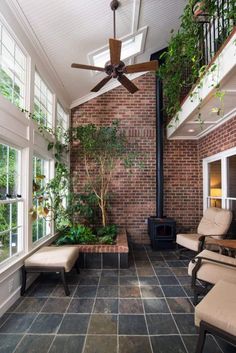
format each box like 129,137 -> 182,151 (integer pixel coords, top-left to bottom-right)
197,207 -> 232,237
176,233 -> 202,252
188,249 -> 236,285
195,280 -> 236,336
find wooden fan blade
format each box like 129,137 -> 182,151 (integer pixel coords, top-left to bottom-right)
71,63 -> 105,72
91,76 -> 112,92
125,60 -> 158,74
118,74 -> 139,94
109,38 -> 122,65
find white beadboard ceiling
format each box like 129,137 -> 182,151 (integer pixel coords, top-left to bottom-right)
12,0 -> 186,107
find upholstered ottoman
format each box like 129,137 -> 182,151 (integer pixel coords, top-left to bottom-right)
194,280 -> 236,353
21,246 -> 79,296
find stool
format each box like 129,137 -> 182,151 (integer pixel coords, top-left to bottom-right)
21,246 -> 79,296
194,280 -> 236,353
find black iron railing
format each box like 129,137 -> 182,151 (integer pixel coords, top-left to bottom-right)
198,0 -> 236,66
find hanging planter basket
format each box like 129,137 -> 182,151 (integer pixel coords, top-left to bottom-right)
193,1 -> 210,23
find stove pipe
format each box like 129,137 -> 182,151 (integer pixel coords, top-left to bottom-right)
156,75 -> 164,218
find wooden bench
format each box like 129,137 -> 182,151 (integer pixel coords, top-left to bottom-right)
21,246 -> 79,296
194,280 -> 236,353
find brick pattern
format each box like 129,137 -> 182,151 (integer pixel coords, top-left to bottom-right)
75,230 -> 129,253
71,74 -> 156,244
71,71 -> 236,244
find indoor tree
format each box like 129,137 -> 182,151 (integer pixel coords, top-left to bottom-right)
73,120 -> 140,227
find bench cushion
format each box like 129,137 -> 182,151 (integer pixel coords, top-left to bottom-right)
195,280 -> 236,336
188,249 -> 236,285
24,246 -> 79,272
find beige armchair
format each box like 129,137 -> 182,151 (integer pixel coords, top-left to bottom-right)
176,207 -> 232,257
188,249 -> 236,304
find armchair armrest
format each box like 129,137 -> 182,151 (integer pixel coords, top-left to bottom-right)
198,234 -> 225,252
192,255 -> 236,269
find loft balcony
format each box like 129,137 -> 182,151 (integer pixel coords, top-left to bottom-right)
167,1 -> 236,140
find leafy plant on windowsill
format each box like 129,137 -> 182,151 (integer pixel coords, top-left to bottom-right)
159,0 -> 236,126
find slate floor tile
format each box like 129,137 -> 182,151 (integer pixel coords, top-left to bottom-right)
119,336 -> 152,353
93,299 -> 118,314
99,276 -> 118,286
120,276 -> 139,286
173,314 -> 196,334
146,314 -> 178,334
74,286 -> 97,298
154,268 -> 173,276
50,285 -> 76,297
183,335 -> 223,353
101,270 -> 118,277
88,314 -> 117,334
13,298 -> 47,313
0,314 -> 36,333
27,284 -> 55,297
119,286 -> 141,298
158,276 -> 179,285
171,267 -> 188,276
166,261 -> 186,268
162,285 -> 186,298
58,314 -> 90,334
29,314 -> 63,333
119,269 -> 137,276
0,334 -> 23,353
84,335 -> 117,353
151,335 -> 187,353
167,298 -> 194,313
139,277 -> 159,286
14,334 -> 54,353
78,276 -> 100,285
119,315 -> 148,335
67,298 -> 94,313
119,299 -> 144,314
49,335 -> 85,353
41,298 -> 70,313
143,299 -> 170,313
137,267 -> 155,276
140,286 -> 163,298
97,286 -> 119,298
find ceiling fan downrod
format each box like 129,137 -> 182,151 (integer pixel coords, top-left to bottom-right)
110,0 -> 120,39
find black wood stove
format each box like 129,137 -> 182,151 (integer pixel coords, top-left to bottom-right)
148,51 -> 176,250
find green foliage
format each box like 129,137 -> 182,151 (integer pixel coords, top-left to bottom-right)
0,68 -> 20,108
76,191 -> 100,225
96,224 -> 117,238
55,223 -> 117,245
72,120 -> 141,227
159,0 -> 235,119
56,225 -> 96,245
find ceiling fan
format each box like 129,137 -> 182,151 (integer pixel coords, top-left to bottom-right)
71,0 -> 158,94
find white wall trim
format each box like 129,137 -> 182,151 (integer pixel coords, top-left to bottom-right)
70,72 -> 147,108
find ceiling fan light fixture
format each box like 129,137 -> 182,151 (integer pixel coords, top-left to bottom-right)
71,1 -> 158,94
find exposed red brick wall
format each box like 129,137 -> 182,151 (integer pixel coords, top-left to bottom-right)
163,138 -> 200,230
71,74 -> 156,244
71,71 -> 236,243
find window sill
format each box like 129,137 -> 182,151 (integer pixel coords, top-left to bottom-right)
0,232 -> 58,281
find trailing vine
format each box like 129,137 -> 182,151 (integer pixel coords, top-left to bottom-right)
159,0 -> 236,125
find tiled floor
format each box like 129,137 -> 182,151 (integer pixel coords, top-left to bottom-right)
0,245 -> 235,353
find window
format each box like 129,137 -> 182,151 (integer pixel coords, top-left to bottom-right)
204,147 -> 236,219
0,20 -> 26,109
32,156 -> 51,243
0,142 -> 23,265
57,102 -> 68,142
34,71 -> 53,129
88,27 -> 147,70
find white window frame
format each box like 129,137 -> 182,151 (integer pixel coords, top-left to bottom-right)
0,16 -> 27,110
0,140 -> 24,268
203,146 -> 236,211
56,101 -> 69,141
34,71 -> 53,130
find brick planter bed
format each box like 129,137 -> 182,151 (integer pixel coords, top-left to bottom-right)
76,230 -> 129,269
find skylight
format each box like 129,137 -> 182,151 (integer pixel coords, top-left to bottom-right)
88,27 -> 147,70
